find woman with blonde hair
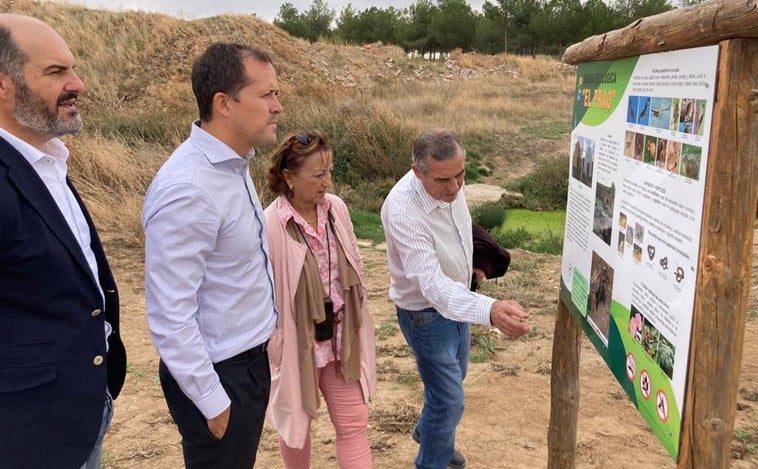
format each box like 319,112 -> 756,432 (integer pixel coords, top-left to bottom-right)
264,130 -> 376,468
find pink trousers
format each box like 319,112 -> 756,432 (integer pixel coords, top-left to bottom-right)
278,361 -> 372,468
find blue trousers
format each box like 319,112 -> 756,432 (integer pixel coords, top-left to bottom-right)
80,392 -> 113,469
397,306 -> 470,469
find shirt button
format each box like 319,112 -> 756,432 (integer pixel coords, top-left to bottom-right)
93,355 -> 104,366
91,308 -> 102,317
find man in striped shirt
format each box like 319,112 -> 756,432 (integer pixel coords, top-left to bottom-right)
381,128 -> 530,469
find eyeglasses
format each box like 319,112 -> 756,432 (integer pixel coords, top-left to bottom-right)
279,132 -> 318,173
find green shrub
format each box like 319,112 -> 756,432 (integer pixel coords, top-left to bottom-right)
272,104 -> 415,188
506,153 -> 569,210
464,147 -> 484,184
464,159 -> 481,184
478,166 -> 492,177
529,230 -> 563,255
494,226 -> 532,249
493,226 -> 563,255
257,104 -> 417,215
349,208 -> 385,244
471,202 -> 506,230
337,178 -> 397,214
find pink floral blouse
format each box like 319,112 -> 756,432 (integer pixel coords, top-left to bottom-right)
277,196 -> 345,367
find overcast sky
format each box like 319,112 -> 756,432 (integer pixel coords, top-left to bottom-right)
52,0 -> 487,23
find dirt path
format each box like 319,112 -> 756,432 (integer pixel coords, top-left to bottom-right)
103,241 -> 758,468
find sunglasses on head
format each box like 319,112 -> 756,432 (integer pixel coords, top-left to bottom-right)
295,133 -> 313,146
279,132 -> 318,173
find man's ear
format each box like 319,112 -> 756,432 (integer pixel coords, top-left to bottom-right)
0,73 -> 14,100
212,91 -> 232,119
411,163 -> 422,179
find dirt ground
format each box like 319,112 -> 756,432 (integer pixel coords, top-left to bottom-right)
101,228 -> 758,469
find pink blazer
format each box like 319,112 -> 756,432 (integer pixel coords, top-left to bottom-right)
264,193 -> 377,448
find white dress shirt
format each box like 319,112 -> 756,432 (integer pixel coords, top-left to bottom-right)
381,170 -> 495,325
143,121 -> 277,419
0,127 -> 111,342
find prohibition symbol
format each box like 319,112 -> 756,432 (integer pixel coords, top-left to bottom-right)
639,370 -> 651,400
626,353 -> 636,381
656,390 -> 669,423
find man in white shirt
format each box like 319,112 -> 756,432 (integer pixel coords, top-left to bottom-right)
0,14 -> 126,469
143,43 -> 281,468
381,128 -> 530,469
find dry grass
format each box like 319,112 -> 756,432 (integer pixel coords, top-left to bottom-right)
65,134 -> 165,249
3,0 -> 575,249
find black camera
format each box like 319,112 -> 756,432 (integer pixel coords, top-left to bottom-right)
314,299 -> 335,342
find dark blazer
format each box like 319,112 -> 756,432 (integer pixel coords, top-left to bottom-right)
0,136 -> 127,468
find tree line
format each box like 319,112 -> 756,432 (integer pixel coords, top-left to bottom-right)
274,0 -> 702,57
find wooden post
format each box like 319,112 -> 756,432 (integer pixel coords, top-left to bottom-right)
677,37 -> 758,469
547,299 -> 582,469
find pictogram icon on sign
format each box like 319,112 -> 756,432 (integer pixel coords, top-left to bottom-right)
640,370 -> 651,400
626,353 -> 636,381
675,267 -> 685,283
656,390 -> 669,423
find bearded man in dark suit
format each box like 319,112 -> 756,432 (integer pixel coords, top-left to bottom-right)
0,14 -> 126,469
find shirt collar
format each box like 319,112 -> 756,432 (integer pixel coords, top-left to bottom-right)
189,120 -> 256,168
276,194 -> 332,228
0,126 -> 69,167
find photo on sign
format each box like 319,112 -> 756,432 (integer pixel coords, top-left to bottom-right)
593,181 -> 615,246
624,131 -> 635,158
657,335 -> 675,379
678,98 -> 696,134
632,243 -> 643,262
627,95 -> 638,124
694,99 -> 707,136
587,252 -> 614,342
666,141 -> 682,174
637,96 -> 652,126
631,306 -> 676,380
655,138 -> 668,169
633,133 -> 645,161
629,305 -> 644,342
634,222 -> 645,244
669,98 -> 680,131
649,97 -> 673,130
570,135 -> 595,188
617,231 -> 626,255
641,316 -> 660,360
643,135 -> 657,164
680,144 -> 702,181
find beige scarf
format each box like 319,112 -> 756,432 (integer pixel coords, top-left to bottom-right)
286,217 -> 363,418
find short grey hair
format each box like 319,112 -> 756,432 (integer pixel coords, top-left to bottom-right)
412,128 -> 464,174
0,24 -> 28,83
